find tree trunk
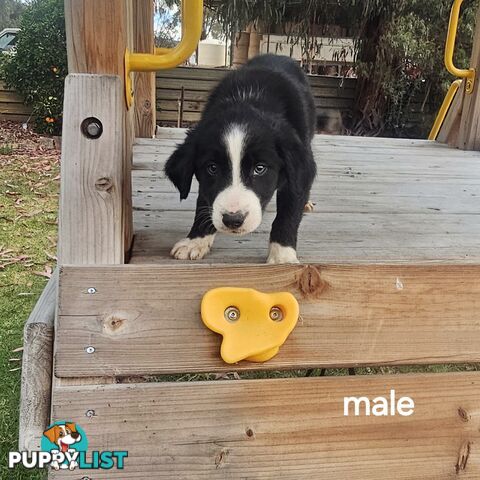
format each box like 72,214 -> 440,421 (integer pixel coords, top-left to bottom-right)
352,13 -> 388,135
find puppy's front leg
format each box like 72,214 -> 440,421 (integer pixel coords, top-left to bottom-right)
171,197 -> 216,260
267,187 -> 308,264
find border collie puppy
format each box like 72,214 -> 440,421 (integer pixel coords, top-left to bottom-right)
165,54 -> 316,264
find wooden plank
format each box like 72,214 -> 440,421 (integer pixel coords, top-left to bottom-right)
64,0 -> 134,257
156,76 -> 357,92
19,271 -> 57,451
55,264 -> 480,377
158,97 -> 354,113
132,210 -> 480,264
133,0 -> 155,138
157,108 -> 350,124
0,102 -> 32,115
156,67 -> 358,88
437,81 -> 465,145
0,90 -> 25,103
0,113 -> 31,122
157,85 -> 356,101
140,129 -> 447,145
457,5 -> 480,150
50,372 -> 480,479
58,74 -> 126,264
158,110 -> 202,122
65,0 -> 132,76
131,130 -> 480,264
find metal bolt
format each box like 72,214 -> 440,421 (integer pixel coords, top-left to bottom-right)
87,287 -> 96,294
224,306 -> 240,322
85,409 -> 95,418
85,346 -> 95,354
270,306 -> 284,322
81,117 -> 103,140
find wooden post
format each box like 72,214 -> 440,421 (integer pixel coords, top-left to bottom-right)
232,31 -> 250,67
437,81 -> 465,145
58,74 -> 127,264
63,0 -> 134,261
134,0 -> 156,138
177,86 -> 185,128
457,5 -> 480,150
248,24 -> 262,59
19,271 -> 57,451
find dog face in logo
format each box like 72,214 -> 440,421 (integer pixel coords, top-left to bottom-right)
43,422 -> 82,470
43,422 -> 82,453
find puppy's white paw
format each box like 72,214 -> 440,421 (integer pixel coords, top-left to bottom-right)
171,235 -> 215,260
267,242 -> 300,264
304,200 -> 315,212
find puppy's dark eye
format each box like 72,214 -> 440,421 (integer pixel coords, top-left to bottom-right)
207,163 -> 218,176
253,164 -> 267,176
59,431 -> 64,437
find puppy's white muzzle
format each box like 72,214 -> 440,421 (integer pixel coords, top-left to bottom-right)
212,186 -> 262,235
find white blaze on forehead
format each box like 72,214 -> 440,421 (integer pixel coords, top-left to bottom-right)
223,124 -> 247,187
212,123 -> 262,235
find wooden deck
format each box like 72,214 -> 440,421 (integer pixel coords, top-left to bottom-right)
49,128 -> 480,479
131,128 -> 480,265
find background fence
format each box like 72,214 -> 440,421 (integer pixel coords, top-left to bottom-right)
1,67 -> 433,133
0,81 -> 31,122
156,67 -> 357,129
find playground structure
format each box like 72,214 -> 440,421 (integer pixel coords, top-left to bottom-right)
19,0 -> 480,478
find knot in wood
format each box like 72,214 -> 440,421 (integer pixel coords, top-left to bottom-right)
95,177 -> 113,193
103,314 -> 126,334
297,265 -> 327,298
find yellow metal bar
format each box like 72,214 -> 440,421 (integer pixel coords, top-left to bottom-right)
155,47 -> 171,55
125,0 -> 203,107
428,79 -> 462,140
445,0 -> 475,92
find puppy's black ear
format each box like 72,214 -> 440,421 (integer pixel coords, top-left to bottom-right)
165,133 -> 196,200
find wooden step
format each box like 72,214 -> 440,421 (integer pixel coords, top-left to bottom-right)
55,264 -> 480,378
50,372 -> 480,479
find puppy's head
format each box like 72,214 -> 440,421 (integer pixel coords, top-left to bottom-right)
165,121 -> 285,235
43,423 -> 82,452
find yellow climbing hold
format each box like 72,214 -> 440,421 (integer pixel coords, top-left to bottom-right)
201,287 -> 299,364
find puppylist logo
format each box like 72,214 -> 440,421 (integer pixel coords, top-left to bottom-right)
9,421 -> 128,471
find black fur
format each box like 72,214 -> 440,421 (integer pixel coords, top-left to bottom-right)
165,54 -> 317,257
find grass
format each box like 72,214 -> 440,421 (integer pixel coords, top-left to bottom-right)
0,122 -> 59,480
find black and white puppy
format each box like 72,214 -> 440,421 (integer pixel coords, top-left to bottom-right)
165,54 -> 316,264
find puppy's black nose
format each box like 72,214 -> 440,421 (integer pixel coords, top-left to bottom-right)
222,211 -> 245,229
71,432 -> 80,439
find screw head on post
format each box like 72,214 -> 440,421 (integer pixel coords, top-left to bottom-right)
81,117 -> 103,140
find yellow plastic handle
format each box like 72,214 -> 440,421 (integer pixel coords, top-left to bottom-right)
445,0 -> 475,92
125,0 -> 203,107
201,287 -> 299,364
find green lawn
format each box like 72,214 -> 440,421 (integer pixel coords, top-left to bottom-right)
0,122 -> 59,480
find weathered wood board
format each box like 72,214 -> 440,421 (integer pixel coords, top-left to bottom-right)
131,130 -> 480,265
0,81 -> 31,122
156,68 -> 357,125
55,264 -> 480,377
50,372 -> 480,479
58,74 -> 126,264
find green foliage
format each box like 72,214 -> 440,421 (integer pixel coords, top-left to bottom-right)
208,0 -> 480,136
0,0 -> 25,30
354,0 -> 480,136
0,143 -> 14,155
155,0 -> 181,48
1,0 -> 67,135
